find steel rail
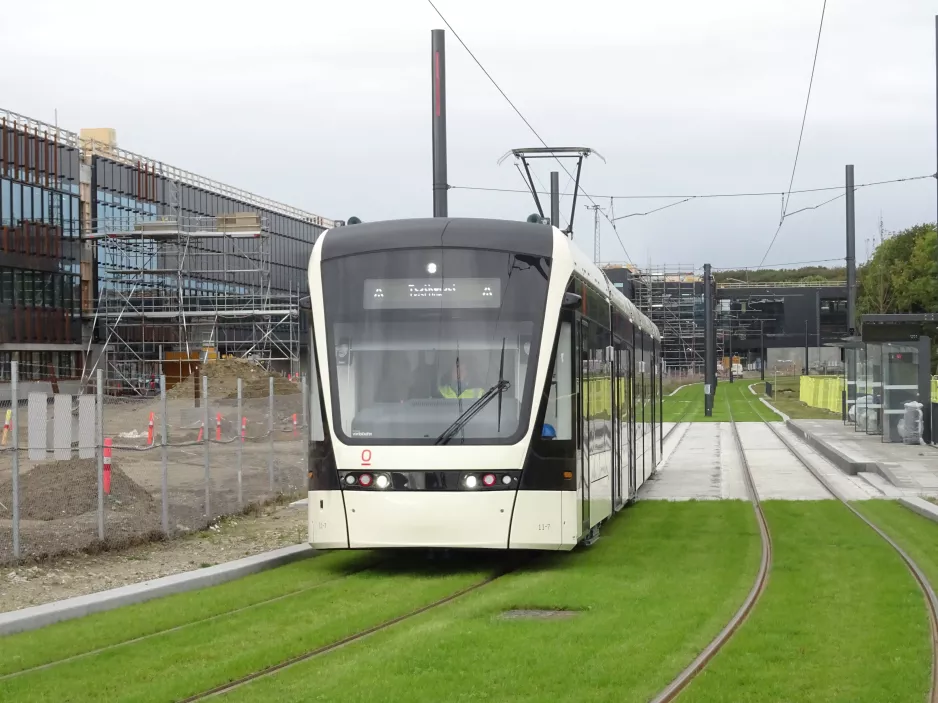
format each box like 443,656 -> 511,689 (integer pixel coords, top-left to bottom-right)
648,393 -> 773,703
754,407 -> 938,703
176,563 -> 520,702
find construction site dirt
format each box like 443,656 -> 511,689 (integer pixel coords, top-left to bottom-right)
0,366 -> 308,566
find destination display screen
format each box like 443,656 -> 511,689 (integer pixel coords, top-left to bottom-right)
363,278 -> 502,309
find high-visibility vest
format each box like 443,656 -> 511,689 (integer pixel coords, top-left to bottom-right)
439,385 -> 484,399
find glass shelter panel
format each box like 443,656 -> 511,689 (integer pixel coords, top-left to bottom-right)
861,344 -> 883,436
845,347 -> 857,426
882,343 -> 920,443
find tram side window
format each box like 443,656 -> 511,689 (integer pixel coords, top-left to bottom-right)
543,321 -> 572,440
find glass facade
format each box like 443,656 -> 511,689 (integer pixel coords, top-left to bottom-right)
0,118 -> 82,352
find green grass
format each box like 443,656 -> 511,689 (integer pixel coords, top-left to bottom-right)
214,502 -> 763,703
662,381 -> 781,422
0,553 -> 492,702
680,501 -> 932,703
754,375 -> 842,420
851,499 -> 938,598
0,551 -> 375,675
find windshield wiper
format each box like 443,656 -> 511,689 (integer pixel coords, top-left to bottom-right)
434,379 -> 510,446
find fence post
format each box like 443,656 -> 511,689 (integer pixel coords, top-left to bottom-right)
96,368 -> 104,541
268,376 -> 275,493
160,375 -> 169,536
203,374 -> 210,521
237,377 -> 243,509
10,361 -> 20,560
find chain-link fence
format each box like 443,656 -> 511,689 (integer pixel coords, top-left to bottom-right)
0,361 -> 308,564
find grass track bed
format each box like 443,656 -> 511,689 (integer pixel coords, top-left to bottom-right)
216,502 -> 762,703
680,501 -> 931,703
753,376 -> 840,420
852,499 -> 938,599
0,554 -> 490,702
663,382 -> 780,422
0,551 -> 375,676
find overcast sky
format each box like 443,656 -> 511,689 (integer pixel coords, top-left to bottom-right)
3,0 -> 936,270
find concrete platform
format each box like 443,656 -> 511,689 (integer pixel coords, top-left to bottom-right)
788,420 -> 938,494
0,543 -> 315,636
899,497 -> 938,524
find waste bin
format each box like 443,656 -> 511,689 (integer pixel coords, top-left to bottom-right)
765,381 -> 773,397
901,401 -> 923,445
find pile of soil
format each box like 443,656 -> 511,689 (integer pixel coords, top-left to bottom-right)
167,358 -> 298,400
0,459 -> 154,521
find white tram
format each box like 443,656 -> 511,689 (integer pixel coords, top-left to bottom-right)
306,217 -> 663,551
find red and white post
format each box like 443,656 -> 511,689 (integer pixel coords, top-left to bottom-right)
147,411 -> 155,447
215,413 -> 222,441
103,437 -> 112,495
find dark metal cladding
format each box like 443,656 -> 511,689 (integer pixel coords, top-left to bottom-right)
319,218 -> 554,261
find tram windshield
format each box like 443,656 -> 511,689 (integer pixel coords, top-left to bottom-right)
321,247 -> 551,444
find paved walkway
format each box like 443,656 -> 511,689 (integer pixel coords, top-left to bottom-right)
789,420 -> 938,495
641,423 -> 748,501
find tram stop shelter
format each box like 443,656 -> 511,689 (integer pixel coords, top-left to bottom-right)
842,313 -> 933,444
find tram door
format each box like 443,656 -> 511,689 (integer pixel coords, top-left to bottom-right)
627,347 -> 636,497
611,344 -> 623,509
578,319 -> 590,535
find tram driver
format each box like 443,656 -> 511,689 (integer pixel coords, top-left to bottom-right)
436,358 -> 486,399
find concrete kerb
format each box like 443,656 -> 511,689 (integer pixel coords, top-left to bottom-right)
784,420 -> 892,483
0,544 -> 315,637
747,382 -> 790,423
899,496 -> 938,524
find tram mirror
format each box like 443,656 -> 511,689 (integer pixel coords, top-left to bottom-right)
561,292 -> 581,310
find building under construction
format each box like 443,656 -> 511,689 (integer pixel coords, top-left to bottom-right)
0,107 -> 335,393
604,264 -> 708,373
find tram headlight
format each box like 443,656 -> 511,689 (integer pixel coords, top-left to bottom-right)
464,475 -> 478,489
426,262 -> 437,274
359,473 -> 373,487
482,473 -> 496,487
375,474 -> 390,489
502,475 -> 512,485
345,474 -> 356,486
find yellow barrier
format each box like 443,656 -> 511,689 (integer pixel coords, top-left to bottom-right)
798,376 -> 844,414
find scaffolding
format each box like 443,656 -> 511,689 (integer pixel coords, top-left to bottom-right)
81,209 -> 301,394
78,140 -> 305,394
633,265 -> 706,373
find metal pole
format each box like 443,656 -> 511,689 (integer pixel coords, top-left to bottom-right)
804,320 -> 809,375
845,164 -> 856,334
703,263 -> 714,416
237,377 -> 243,509
729,320 -> 734,383
202,374 -> 210,520
96,368 -> 104,540
160,375 -> 168,535
760,319 -> 765,381
10,361 -> 19,559
301,374 -> 309,491
431,29 -> 448,217
816,288 -> 821,371
550,171 -> 560,228
268,375 -> 275,493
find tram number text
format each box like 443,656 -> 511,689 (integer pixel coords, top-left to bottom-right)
537,523 -> 551,531
317,522 -> 328,530
361,449 -> 372,467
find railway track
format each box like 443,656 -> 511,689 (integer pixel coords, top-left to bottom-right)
648,391 -> 773,703
744,392 -> 938,703
652,387 -> 938,702
175,559 -> 524,702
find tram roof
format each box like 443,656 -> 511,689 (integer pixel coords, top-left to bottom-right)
319,217 -> 660,341
320,217 -> 553,261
